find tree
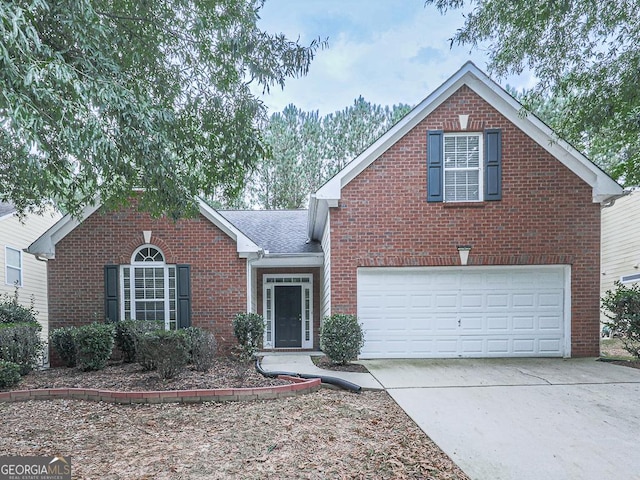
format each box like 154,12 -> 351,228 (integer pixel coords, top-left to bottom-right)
246,97 -> 411,209
0,0 -> 325,218
426,0 -> 639,185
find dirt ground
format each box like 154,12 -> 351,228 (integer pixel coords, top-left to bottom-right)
600,338 -> 640,369
1,360 -> 469,479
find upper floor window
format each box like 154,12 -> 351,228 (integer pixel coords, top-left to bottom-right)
5,246 -> 22,286
427,129 -> 502,203
444,133 -> 482,202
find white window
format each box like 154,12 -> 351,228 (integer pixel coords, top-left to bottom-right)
121,246 -> 177,330
444,133 -> 483,202
5,246 -> 22,286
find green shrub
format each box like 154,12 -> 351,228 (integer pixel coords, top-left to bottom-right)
136,330 -> 189,379
115,320 -> 163,363
73,323 -> 115,371
602,281 -> 640,358
233,313 -> 264,359
320,314 -> 365,365
50,327 -> 77,367
0,360 -> 21,389
0,322 -> 43,374
0,288 -> 38,325
183,327 -> 217,372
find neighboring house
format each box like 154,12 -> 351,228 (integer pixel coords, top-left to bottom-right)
0,202 -> 61,343
28,62 -> 622,363
600,188 -> 640,325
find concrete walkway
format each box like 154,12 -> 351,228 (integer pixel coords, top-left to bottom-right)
362,358 -> 640,480
259,353 -> 382,390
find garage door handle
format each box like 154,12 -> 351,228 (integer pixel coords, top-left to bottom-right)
458,319 -> 461,327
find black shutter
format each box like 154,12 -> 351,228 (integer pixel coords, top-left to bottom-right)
176,265 -> 191,328
484,129 -> 502,201
104,265 -> 119,322
427,130 -> 444,202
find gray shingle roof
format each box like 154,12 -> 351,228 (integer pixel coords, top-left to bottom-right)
219,210 -> 322,254
0,201 -> 16,218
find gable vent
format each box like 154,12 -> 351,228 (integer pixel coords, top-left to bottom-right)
620,273 -> 640,284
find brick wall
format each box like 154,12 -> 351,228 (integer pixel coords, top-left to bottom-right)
47,200 -> 247,362
329,85 -> 602,357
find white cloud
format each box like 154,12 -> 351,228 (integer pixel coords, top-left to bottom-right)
255,1 -> 535,115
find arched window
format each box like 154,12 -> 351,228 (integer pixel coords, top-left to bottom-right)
133,246 -> 165,263
121,245 -> 177,330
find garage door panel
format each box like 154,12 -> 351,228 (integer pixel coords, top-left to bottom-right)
539,338 -> 562,352
487,316 -> 509,331
460,294 -> 484,308
358,266 -> 566,358
513,316 -> 535,330
539,293 -> 562,308
459,316 -> 483,331
513,294 -> 535,308
435,294 -> 458,308
539,315 -> 562,330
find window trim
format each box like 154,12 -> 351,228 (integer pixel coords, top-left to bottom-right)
5,246 -> 23,287
443,132 -> 484,203
120,245 -> 177,329
262,274 -> 313,349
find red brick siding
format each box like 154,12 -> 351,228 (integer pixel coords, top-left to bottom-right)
256,268 -> 322,350
47,201 -> 247,362
329,86 -> 601,357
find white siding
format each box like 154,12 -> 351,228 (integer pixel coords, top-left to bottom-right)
0,209 -> 61,342
601,190 -> 640,323
320,211 -> 331,320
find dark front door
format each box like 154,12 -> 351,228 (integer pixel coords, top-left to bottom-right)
275,285 -> 302,348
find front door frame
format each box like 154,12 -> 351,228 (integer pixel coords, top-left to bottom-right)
263,274 -> 313,349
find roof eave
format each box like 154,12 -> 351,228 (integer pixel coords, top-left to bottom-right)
313,61 -> 622,208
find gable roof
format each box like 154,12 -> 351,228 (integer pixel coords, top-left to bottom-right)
308,61 -> 623,240
220,210 -> 321,254
27,198 -> 261,260
0,202 -> 16,220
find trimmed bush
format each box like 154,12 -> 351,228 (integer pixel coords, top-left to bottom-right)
0,288 -> 38,325
50,327 -> 77,367
183,327 -> 217,372
115,320 -> 163,363
136,330 -> 190,379
602,281 -> 640,358
73,323 -> 115,371
233,313 -> 264,359
0,322 -> 43,374
320,314 -> 365,365
0,360 -> 21,389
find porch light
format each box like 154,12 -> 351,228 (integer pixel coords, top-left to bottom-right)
457,245 -> 472,266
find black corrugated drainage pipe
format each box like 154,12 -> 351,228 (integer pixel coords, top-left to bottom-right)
255,357 -> 362,393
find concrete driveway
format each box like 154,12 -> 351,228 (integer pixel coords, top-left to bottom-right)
361,358 -> 640,480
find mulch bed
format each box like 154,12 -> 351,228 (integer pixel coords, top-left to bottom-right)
311,355 -> 369,373
598,358 -> 640,369
10,357 -> 288,392
0,390 -> 469,479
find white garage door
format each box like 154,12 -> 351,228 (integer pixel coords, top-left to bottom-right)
357,266 -> 569,358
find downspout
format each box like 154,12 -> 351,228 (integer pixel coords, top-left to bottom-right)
601,189 -> 631,208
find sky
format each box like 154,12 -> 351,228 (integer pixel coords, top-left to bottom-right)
254,0 -> 536,116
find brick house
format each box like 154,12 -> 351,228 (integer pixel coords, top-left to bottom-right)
29,62 -> 622,360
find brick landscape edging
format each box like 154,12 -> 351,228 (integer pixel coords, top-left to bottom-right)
0,375 -> 321,404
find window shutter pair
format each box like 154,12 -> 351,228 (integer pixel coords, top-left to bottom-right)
103,264 -> 191,327
426,129 -> 502,202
